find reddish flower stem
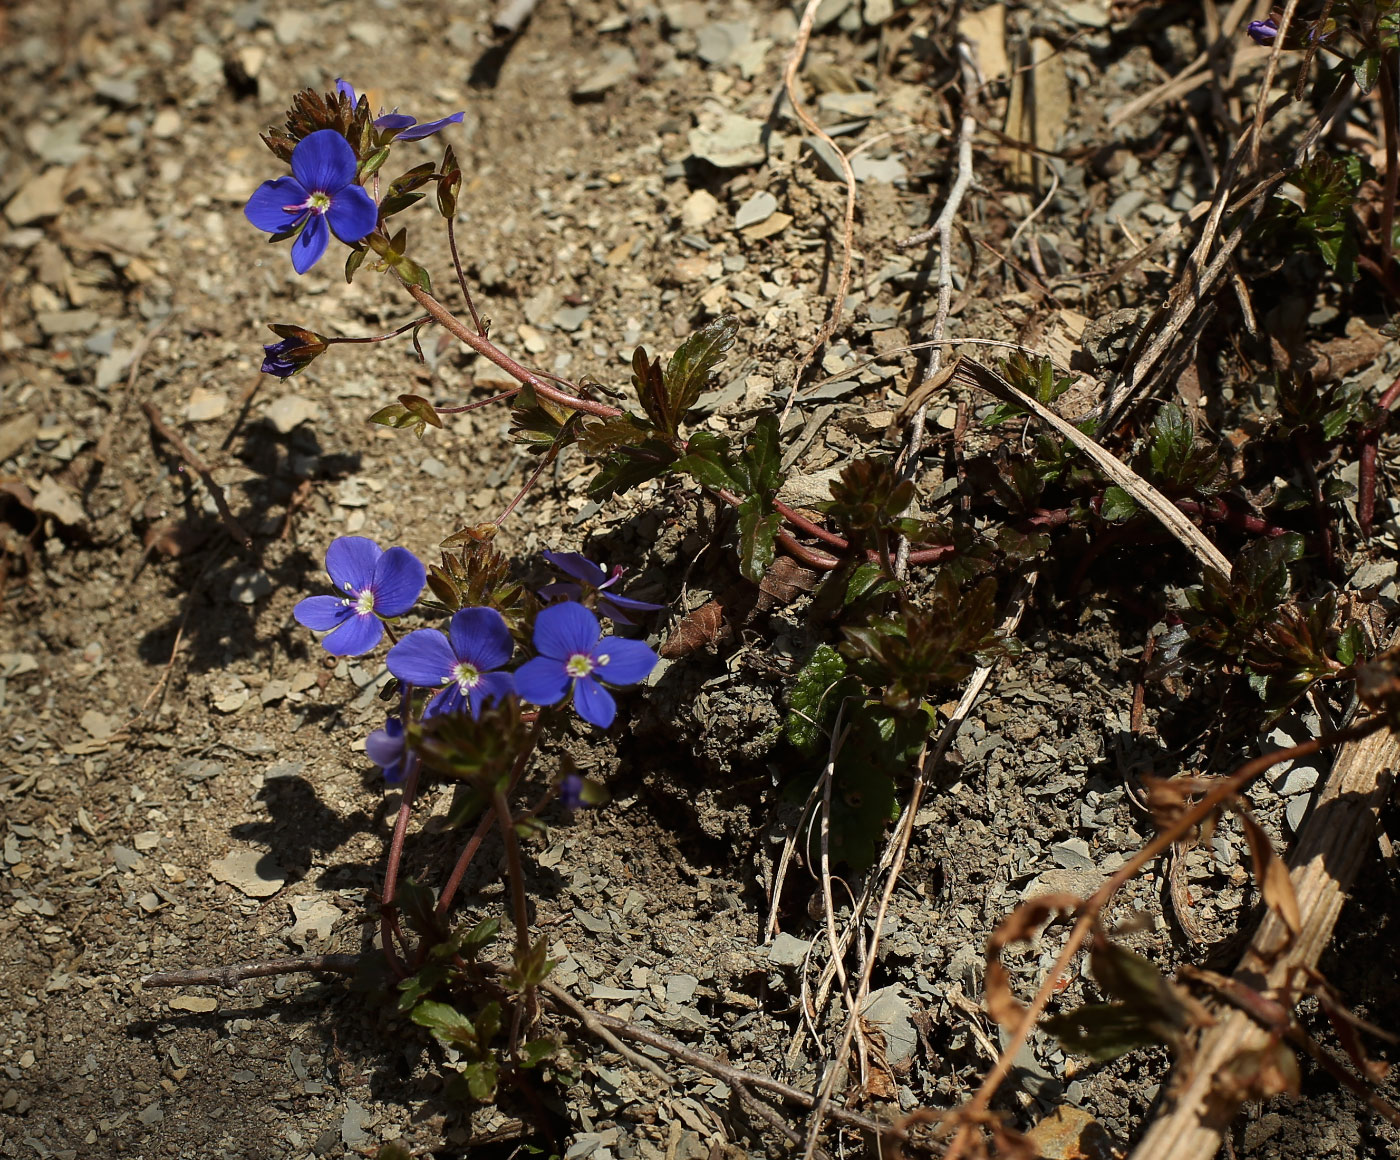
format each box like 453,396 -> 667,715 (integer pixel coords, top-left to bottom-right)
379,756 -> 421,978
1358,371 -> 1400,538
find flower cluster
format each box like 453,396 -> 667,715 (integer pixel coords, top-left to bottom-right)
296,537 -> 663,780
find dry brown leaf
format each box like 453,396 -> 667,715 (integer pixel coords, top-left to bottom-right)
1238,811 -> 1301,948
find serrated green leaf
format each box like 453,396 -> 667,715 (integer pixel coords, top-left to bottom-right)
658,316 -> 738,435
785,645 -> 847,751
588,443 -> 677,500
845,562 -> 897,605
737,500 -> 780,584
672,431 -> 742,491
577,413 -> 656,455
460,1059 -> 499,1102
1100,486 -> 1138,521
739,413 -> 783,496
1355,50 -> 1382,94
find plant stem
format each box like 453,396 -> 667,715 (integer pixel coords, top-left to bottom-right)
405,283 -> 621,419
326,315 -> 431,345
379,754 -> 422,978
434,715 -> 546,919
1379,52 -> 1399,271
1358,370 -> 1400,537
445,216 -> 487,336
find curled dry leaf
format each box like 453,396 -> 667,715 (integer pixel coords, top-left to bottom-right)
1237,810 -> 1301,950
660,599 -> 724,658
984,893 -> 1081,1033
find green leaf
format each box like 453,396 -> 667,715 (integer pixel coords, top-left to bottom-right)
377,1142 -> 415,1160
518,1038 -> 559,1069
438,144 -> 462,219
396,254 -> 433,293
399,394 -> 443,430
411,1000 -> 480,1048
672,431 -> 743,491
845,562 -> 899,605
393,878 -> 441,941
460,1059 -> 499,1102
661,315 -> 738,432
1148,404 -> 1194,478
1043,1002 -> 1171,1062
345,244 -> 367,284
453,916 -> 500,960
785,645 -> 848,751
1100,486 -> 1138,521
1354,50 -> 1382,94
378,190 -> 426,219
577,413 -> 657,456
738,413 -> 783,496
1335,622 -> 1363,666
588,443 -> 678,500
358,145 -> 391,182
737,500 -> 780,584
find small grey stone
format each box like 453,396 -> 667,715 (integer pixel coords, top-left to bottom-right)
574,908 -> 612,933
767,931 -> 811,967
574,47 -> 636,96
263,394 -> 318,434
341,1099 -> 370,1147
733,190 -> 777,230
112,845 -> 144,873
5,168 -> 69,227
1275,764 -> 1321,796
1286,796 -> 1311,832
84,328 -> 117,356
696,21 -> 751,66
94,77 -> 140,106
1050,837 -> 1095,871
272,10 -> 310,42
33,476 -> 85,525
689,111 -> 766,169
0,413 -> 39,464
36,309 -> 100,337
851,154 -> 907,184
862,986 -> 917,1065
209,848 -> 287,898
552,305 -> 592,332
804,135 -> 846,180
137,1101 -> 164,1125
665,973 -> 699,1006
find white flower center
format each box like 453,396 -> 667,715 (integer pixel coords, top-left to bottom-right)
565,653 -> 596,679
355,588 -> 376,615
453,662 -> 482,692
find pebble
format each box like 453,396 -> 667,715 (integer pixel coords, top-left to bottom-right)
229,569 -> 272,605
733,190 -> 777,230
1286,796 -> 1311,832
263,394 -> 319,433
574,47 -> 637,96
288,897 -> 340,948
341,1100 -> 371,1147
688,109 -> 766,169
696,21 -> 752,66
209,675 -> 251,714
272,11 -> 310,43
664,973 -> 699,1006
680,189 -> 720,230
4,167 -> 69,226
79,710 -> 115,740
111,844 -> 144,873
33,476 -> 85,525
209,847 -> 288,898
862,986 -> 917,1065
36,309 -> 100,337
94,76 -> 140,106
553,305 -> 592,332
767,931 -> 811,967
184,386 -> 228,422
0,412 -> 38,462
1050,837 -> 1095,871
168,995 -> 217,1013
739,211 -> 791,241
151,108 -> 182,139
852,154 -> 907,184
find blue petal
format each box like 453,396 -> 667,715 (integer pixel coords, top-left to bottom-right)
514,656 -> 571,706
424,684 -> 468,718
294,594 -> 351,632
290,129 -> 358,194
387,630 -> 455,687
598,593 -> 666,625
245,176 -> 308,234
449,607 -> 513,670
336,78 -> 357,103
325,536 -> 381,593
321,612 -> 383,656
573,677 -> 617,728
291,213 -> 330,273
373,112 -> 417,132
544,550 -> 607,587
326,183 -> 378,244
532,601 -> 600,662
365,721 -> 404,768
467,671 -> 516,718
593,637 -> 658,687
393,112 -> 465,140
371,547 -> 426,616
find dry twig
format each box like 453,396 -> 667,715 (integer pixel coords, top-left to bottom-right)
141,401 -> 253,549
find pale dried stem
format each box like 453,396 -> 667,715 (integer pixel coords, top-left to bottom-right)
893,44 -> 980,579
1129,724 -> 1399,1160
779,0 -> 859,428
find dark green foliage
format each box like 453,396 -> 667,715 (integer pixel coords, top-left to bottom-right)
1043,940 -> 1191,1062
1245,592 -> 1369,718
378,162 -> 437,219
1258,155 -> 1368,282
425,540 -> 534,633
1143,404 -> 1226,495
410,699 -> 530,790
632,316 -> 737,439
438,144 -> 462,219
982,353 -> 1075,429
1175,534 -> 1305,663
842,574 -> 1004,715
1274,376 -> 1375,442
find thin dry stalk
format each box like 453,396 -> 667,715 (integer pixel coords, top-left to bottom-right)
1129,724 -> 1399,1160
140,401 -> 253,549
779,0 -> 858,421
798,575 -> 1038,1160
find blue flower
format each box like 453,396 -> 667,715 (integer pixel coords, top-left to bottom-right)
260,325 -> 327,378
336,79 -> 465,141
515,602 -> 658,729
541,550 -> 666,625
387,607 -> 516,718
557,773 -> 584,810
244,130 -> 379,274
1247,18 -> 1278,44
366,717 -> 407,784
295,536 -> 426,656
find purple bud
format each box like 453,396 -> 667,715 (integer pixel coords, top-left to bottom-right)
1247,18 -> 1278,45
558,773 -> 584,811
